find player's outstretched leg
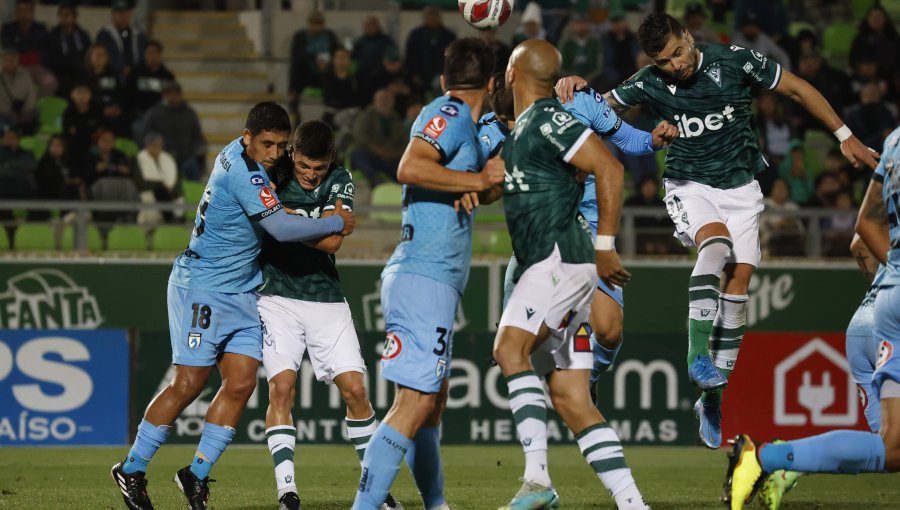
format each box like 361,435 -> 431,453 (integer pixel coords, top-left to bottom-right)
589,287 -> 624,403
404,379 -> 448,510
686,236 -> 731,391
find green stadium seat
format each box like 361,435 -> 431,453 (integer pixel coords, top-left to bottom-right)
471,230 -> 484,255
13,224 -> 57,250
37,96 -> 68,135
106,225 -> 149,251
182,180 -> 206,221
115,138 -> 140,158
370,182 -> 403,222
0,226 -> 9,250
788,21 -> 817,38
822,22 -> 857,62
61,224 -> 103,251
153,225 -> 191,251
19,135 -> 47,160
486,229 -> 512,256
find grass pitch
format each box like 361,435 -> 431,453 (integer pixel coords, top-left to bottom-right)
0,444 -> 895,509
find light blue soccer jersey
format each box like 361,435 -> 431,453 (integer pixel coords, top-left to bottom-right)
477,112 -> 509,160
382,96 -> 484,294
169,137 -> 281,293
877,126 -> 900,286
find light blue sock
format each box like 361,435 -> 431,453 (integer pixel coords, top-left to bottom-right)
353,423 -> 411,510
122,420 -> 170,474
590,333 -> 622,382
189,423 -> 235,480
405,426 -> 445,509
760,430 -> 886,474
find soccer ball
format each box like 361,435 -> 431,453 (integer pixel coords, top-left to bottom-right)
458,0 -> 514,30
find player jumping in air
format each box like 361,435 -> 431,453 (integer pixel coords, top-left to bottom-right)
724,126 -> 900,509
352,38 -> 505,510
557,13 -> 880,449
256,120 -> 400,510
111,103 -> 354,510
492,39 -> 648,510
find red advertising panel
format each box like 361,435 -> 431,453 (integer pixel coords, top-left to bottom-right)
721,332 -> 869,441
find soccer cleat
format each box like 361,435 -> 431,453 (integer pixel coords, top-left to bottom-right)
279,491 -> 302,510
380,493 -> 404,510
688,354 -> 728,391
174,466 -> 213,510
759,469 -> 800,510
111,461 -> 155,510
693,397 -> 722,449
722,435 -> 766,510
498,479 -> 560,510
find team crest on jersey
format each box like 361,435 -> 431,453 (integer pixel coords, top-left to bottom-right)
250,175 -> 265,186
857,384 -> 869,409
188,332 -> 202,350
382,333 -> 403,360
440,104 -> 459,117
259,187 -> 278,208
435,359 -> 447,378
635,82 -> 644,90
594,91 -> 603,102
573,323 -> 592,352
705,65 -> 722,87
666,84 -> 677,95
343,182 -> 355,196
876,340 -> 893,368
423,116 -> 447,139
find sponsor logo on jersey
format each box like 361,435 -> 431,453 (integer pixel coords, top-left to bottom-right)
557,309 -> 573,329
343,182 -> 355,196
331,184 -> 340,193
382,333 -> 402,360
525,307 -> 536,319
423,116 -> 447,139
742,62 -> 754,74
876,340 -> 893,369
187,332 -> 202,350
540,123 -> 553,135
574,323 -> 592,352
673,105 -> 736,138
730,45 -> 745,51
250,175 -> 265,186
259,187 -> 278,208
259,202 -> 283,219
552,112 -> 573,126
440,104 -> 459,117
750,49 -> 765,62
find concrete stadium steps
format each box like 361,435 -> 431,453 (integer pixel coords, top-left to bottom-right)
177,71 -> 272,95
151,10 -> 253,61
166,60 -> 284,76
154,38 -> 256,55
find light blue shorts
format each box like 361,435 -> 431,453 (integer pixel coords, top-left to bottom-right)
871,285 -> 900,401
846,296 -> 881,432
167,283 -> 263,366
380,272 -> 459,393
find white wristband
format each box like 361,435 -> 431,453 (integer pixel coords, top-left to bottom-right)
834,124 -> 852,143
594,235 -> 615,251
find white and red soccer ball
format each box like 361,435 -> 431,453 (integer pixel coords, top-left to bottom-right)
458,0 -> 514,30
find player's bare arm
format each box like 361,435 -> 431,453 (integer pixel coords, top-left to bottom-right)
855,179 -> 889,264
850,234 -> 880,283
398,138 -> 504,192
774,70 -> 880,170
302,209 -> 346,254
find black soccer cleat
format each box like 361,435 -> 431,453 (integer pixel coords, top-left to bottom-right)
174,466 -> 213,510
279,491 -> 302,510
382,492 -> 404,510
111,461 -> 155,510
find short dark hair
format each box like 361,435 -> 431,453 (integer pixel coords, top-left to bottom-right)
637,13 -> 685,57
245,102 -> 291,137
489,72 -> 514,123
443,38 -> 494,91
291,120 -> 334,161
146,39 -> 163,52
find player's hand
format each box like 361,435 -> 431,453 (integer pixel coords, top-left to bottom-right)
479,154 -> 506,191
333,199 -> 355,236
651,120 -> 679,149
554,75 -> 589,104
596,249 -> 631,288
841,135 -> 881,170
282,206 -> 297,215
455,191 -> 479,215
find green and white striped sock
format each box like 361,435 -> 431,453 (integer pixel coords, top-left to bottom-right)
345,414 -> 377,463
266,425 -> 297,499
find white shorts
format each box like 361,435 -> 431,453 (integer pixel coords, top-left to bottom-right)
531,305 -> 594,377
663,178 -> 764,266
258,294 -> 366,384
499,245 -> 596,336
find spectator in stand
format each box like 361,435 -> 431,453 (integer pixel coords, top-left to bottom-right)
779,139 -> 815,205
80,44 -> 128,136
386,76 -> 413,119
849,56 -> 887,105
350,88 -> 406,185
352,16 -> 394,100
851,4 -> 898,82
84,127 -> 129,187
0,48 -> 36,134
734,0 -> 788,43
754,90 -> 792,193
96,0 -> 147,79
761,177 -> 805,256
126,39 -> 174,133
787,0 -> 852,36
479,28 -> 512,75
46,2 -> 92,99
792,50 -> 852,135
807,171 -> 842,208
597,11 -> 640,92
560,16 -> 600,81
287,10 -> 338,121
63,81 -> 101,175
367,44 -> 404,101
404,6 -> 455,95
1,0 -> 47,67
513,2 -> 545,46
323,47 -> 360,111
730,12 -> 791,72
847,82 -> 896,150
684,2 -> 725,44
822,190 -> 856,256
787,28 -> 818,71
625,175 -> 672,255
134,132 -> 181,225
141,82 -> 205,181
36,134 -> 84,202
0,124 -> 36,198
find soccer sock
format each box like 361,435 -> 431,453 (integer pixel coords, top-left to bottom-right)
346,414 -> 378,463
353,423 -> 411,510
687,236 -> 732,369
405,426 -> 445,509
590,333 -> 623,382
122,419 -> 170,474
759,430 -> 886,474
266,425 -> 297,498
506,370 -> 550,486
704,293 -> 748,404
189,423 -> 235,480
576,422 -> 645,510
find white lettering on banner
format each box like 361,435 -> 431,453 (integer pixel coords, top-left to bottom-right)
774,338 -> 857,426
0,269 -> 103,329
748,274 -> 794,327
447,359 -> 481,408
247,419 -> 266,441
1,337 -> 93,412
0,412 -> 77,441
613,360 -> 679,410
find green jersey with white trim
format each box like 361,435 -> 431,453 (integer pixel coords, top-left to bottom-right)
501,97 -> 594,283
258,165 -> 354,303
611,43 -> 783,189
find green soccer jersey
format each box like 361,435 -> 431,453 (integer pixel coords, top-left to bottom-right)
611,43 -> 783,189
502,97 -> 594,282
258,165 -> 354,303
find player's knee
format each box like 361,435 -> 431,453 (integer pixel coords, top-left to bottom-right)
549,391 -> 579,421
881,422 -> 900,472
268,379 -> 295,411
221,374 -> 257,401
340,380 -> 370,413
592,321 -> 622,347
169,370 -> 209,401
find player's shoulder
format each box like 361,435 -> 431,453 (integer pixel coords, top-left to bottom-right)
569,86 -> 608,110
415,96 -> 475,143
421,96 -> 472,127
218,137 -> 261,173
708,42 -> 768,67
326,164 -> 353,187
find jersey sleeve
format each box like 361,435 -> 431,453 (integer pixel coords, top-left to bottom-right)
412,104 -> 467,161
564,88 -> 623,136
538,107 -> 592,164
728,44 -> 783,90
323,168 -> 354,212
477,113 -> 508,160
610,70 -> 648,109
228,158 -> 282,220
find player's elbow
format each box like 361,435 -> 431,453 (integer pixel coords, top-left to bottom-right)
396,162 -> 418,185
319,236 -> 344,254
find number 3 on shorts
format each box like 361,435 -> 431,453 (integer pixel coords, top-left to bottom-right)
433,327 -> 448,355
